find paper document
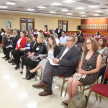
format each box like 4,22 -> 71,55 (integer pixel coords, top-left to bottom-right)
46,57 -> 60,66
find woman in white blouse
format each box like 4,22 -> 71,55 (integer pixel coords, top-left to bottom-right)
30,36 -> 61,74
53,33 -> 60,45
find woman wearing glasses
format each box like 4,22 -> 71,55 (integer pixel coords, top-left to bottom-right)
62,38 -> 102,108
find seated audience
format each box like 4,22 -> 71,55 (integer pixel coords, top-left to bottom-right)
34,29 -> 39,35
30,36 -> 61,73
62,38 -> 102,107
0,32 -> 2,44
43,25 -> 49,36
75,35 -> 82,52
79,30 -> 84,43
25,30 -> 29,36
32,36 -> 81,96
60,31 -> 67,47
98,37 -> 108,84
55,26 -> 63,39
1,28 -> 4,36
29,30 -> 33,37
23,34 -> 47,80
9,31 -> 27,69
48,30 -> 53,37
2,30 -> 19,60
95,31 -> 100,38
53,33 -> 60,45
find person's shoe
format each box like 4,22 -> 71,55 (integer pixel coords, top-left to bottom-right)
12,63 -> 15,65
2,56 -> 6,59
5,58 -> 10,61
32,81 -> 48,89
26,74 -> 34,80
39,90 -> 52,96
15,65 -> 20,70
8,59 -> 13,63
20,71 -> 23,74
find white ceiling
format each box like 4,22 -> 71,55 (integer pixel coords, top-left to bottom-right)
0,0 -> 108,18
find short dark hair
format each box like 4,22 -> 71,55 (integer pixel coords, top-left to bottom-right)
68,35 -> 76,41
1,28 -> 4,32
98,37 -> 107,47
62,31 -> 66,34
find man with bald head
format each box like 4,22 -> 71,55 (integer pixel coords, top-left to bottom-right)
32,36 -> 81,96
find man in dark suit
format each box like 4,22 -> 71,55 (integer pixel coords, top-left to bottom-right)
2,30 -> 19,60
55,26 -> 63,39
32,36 -> 81,96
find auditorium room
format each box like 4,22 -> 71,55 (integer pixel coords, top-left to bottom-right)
0,0 -> 108,108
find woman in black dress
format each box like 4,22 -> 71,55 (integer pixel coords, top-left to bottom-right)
62,38 -> 102,107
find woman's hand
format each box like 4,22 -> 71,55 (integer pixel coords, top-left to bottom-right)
40,56 -> 43,59
78,69 -> 87,75
20,48 -> 24,51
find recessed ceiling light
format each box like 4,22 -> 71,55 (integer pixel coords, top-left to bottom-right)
89,5 -> 99,8
51,3 -> 62,6
37,6 -> 46,9
63,0 -> 75,3
61,9 -> 69,12
76,7 -> 85,10
66,13 -> 73,15
81,15 -> 86,17
0,6 -> 8,8
27,9 -> 35,11
94,10 -> 102,12
49,11 -> 56,13
79,12 -> 86,14
93,14 -> 100,16
6,2 -> 16,5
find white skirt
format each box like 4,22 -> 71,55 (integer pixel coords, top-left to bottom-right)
40,58 -> 48,70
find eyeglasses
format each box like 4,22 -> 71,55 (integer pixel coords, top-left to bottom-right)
85,42 -> 91,45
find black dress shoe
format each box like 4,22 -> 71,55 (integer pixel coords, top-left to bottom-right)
26,74 -> 35,80
15,65 -> 20,70
5,58 -> 10,61
8,59 -> 13,63
20,71 -> 23,74
2,56 -> 6,59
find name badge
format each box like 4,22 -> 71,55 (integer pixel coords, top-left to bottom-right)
27,44 -> 30,46
36,47 -> 39,50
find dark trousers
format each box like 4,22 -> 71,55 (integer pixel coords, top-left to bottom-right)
21,54 -> 28,69
3,46 -> 6,55
42,61 -> 61,91
6,47 -> 14,58
98,65 -> 108,84
12,49 -> 24,66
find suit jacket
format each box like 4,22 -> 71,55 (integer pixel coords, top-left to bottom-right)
12,35 -> 19,49
55,28 -> 63,38
56,45 -> 81,77
3,36 -> 9,47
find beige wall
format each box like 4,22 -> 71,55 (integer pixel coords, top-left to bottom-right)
0,13 -> 81,31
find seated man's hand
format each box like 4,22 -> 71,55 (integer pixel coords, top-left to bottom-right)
53,59 -> 59,64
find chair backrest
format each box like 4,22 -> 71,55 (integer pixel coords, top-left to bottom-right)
105,65 -> 108,80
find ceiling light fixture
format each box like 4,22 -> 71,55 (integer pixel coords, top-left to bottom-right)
89,5 -> 99,8
61,9 -> 69,12
81,15 -> 86,17
37,6 -> 46,9
51,3 -> 62,6
49,11 -> 56,13
27,9 -> 35,11
79,12 -> 86,14
93,14 -> 100,16
66,13 -> 73,15
76,7 -> 85,10
6,2 -> 16,5
0,6 -> 8,8
94,10 -> 102,12
63,0 -> 75,3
